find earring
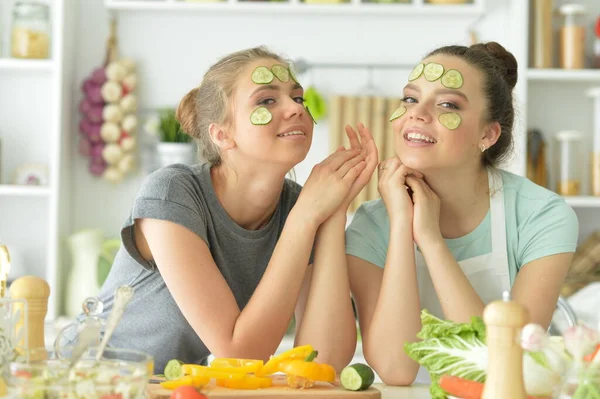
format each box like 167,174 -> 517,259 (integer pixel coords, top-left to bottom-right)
480,144 -> 486,153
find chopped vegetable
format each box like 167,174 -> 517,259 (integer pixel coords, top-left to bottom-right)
389,105 -> 407,122
170,385 -> 208,399
255,344 -> 315,377
250,106 -> 272,125
584,344 -> 600,363
165,359 -> 185,380
408,63 -> 425,81
278,350 -> 336,389
209,358 -> 264,374
251,66 -> 274,84
424,62 -> 445,82
438,112 -> 461,130
160,375 -> 210,389
340,363 -> 375,391
216,375 -> 272,389
182,365 -> 246,380
271,65 -> 290,82
439,375 -> 552,399
441,69 -> 464,89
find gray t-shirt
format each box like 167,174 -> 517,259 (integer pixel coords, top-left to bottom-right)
97,163 -> 309,373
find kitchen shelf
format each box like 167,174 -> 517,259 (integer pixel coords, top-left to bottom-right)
564,196 -> 600,208
0,185 -> 51,197
0,58 -> 55,72
104,0 -> 484,15
527,68 -> 600,82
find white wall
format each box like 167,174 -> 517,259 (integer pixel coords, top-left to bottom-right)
70,0 -> 515,237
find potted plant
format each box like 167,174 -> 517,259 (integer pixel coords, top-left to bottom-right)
144,108 -> 196,169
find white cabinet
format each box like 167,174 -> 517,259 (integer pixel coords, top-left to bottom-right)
0,0 -> 76,320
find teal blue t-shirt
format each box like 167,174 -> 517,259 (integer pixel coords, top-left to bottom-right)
345,170 -> 579,285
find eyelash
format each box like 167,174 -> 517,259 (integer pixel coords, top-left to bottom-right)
401,96 -> 460,110
258,97 -> 305,106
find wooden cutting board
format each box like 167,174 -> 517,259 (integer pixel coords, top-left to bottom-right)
146,375 -> 381,399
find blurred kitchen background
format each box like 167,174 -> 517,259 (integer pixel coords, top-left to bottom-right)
1,0 -> 600,370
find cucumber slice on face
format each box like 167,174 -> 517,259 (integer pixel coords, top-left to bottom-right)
423,62 -> 445,82
306,106 -> 317,125
250,106 -> 272,125
164,359 -> 184,381
408,63 -> 425,81
441,69 -> 464,89
438,112 -> 462,130
271,65 -> 290,83
289,66 -> 299,84
340,363 -> 375,391
251,66 -> 274,84
389,105 -> 407,122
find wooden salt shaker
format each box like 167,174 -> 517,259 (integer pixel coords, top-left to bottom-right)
482,291 -> 529,399
10,276 -> 51,361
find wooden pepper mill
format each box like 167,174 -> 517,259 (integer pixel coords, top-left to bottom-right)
482,291 -> 529,399
10,275 -> 51,361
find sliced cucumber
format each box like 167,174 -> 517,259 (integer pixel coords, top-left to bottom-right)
408,63 -> 425,81
340,363 -> 375,391
438,112 -> 462,130
289,67 -> 299,84
389,105 -> 407,122
441,69 -> 464,89
423,62 -> 445,82
271,65 -> 290,82
250,106 -> 272,125
164,359 -> 184,381
251,66 -> 274,84
305,106 -> 317,125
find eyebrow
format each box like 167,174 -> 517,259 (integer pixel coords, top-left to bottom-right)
404,83 -> 469,103
250,83 -> 303,98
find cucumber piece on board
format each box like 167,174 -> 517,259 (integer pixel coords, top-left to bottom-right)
340,363 -> 375,391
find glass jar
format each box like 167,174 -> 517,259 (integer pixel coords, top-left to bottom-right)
556,362 -> 600,398
558,4 -> 586,69
11,1 -> 51,59
555,131 -> 584,196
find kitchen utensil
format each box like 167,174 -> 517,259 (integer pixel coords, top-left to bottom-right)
95,285 -> 134,361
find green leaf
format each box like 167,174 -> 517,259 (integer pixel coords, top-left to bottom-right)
429,380 -> 449,399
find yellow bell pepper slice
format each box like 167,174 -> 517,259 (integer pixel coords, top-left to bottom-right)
159,375 -> 210,390
255,344 -> 314,377
209,358 -> 264,374
182,364 -> 245,380
216,375 -> 273,389
279,359 -> 336,382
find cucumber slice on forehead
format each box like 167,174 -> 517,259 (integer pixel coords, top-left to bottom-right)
250,106 -> 272,125
271,65 -> 290,82
423,62 -> 445,82
438,112 -> 461,130
289,66 -> 299,84
408,63 -> 425,81
441,69 -> 464,89
251,66 -> 274,84
389,105 -> 407,122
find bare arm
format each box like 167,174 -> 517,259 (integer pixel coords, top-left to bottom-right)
511,253 -> 573,329
348,221 -> 421,386
137,208 -> 317,361
419,239 -> 485,323
294,211 -> 357,372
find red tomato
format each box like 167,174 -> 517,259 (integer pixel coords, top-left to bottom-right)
170,386 -> 207,399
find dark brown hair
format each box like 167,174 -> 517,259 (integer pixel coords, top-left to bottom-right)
176,46 -> 291,165
426,41 -> 518,167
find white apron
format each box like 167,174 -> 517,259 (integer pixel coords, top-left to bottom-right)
413,171 -> 511,384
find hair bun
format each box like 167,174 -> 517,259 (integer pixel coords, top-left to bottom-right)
476,42 -> 518,90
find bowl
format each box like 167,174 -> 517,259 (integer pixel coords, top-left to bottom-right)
7,347 -> 153,399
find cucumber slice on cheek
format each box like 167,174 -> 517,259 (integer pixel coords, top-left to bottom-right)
250,106 -> 272,125
438,112 -> 461,130
389,105 -> 407,122
251,66 -> 274,84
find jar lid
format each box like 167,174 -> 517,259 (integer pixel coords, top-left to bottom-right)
13,1 -> 50,17
559,4 -> 586,15
555,130 -> 584,141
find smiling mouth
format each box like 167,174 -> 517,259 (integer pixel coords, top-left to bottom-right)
277,131 -> 306,137
404,132 -> 437,144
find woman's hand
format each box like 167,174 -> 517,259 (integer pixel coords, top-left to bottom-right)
405,176 -> 442,248
377,158 -> 422,225
337,122 -> 379,212
297,149 -> 367,226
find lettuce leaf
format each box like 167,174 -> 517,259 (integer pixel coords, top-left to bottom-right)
405,310 -> 566,399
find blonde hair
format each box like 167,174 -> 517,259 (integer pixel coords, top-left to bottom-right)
176,46 -> 291,165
